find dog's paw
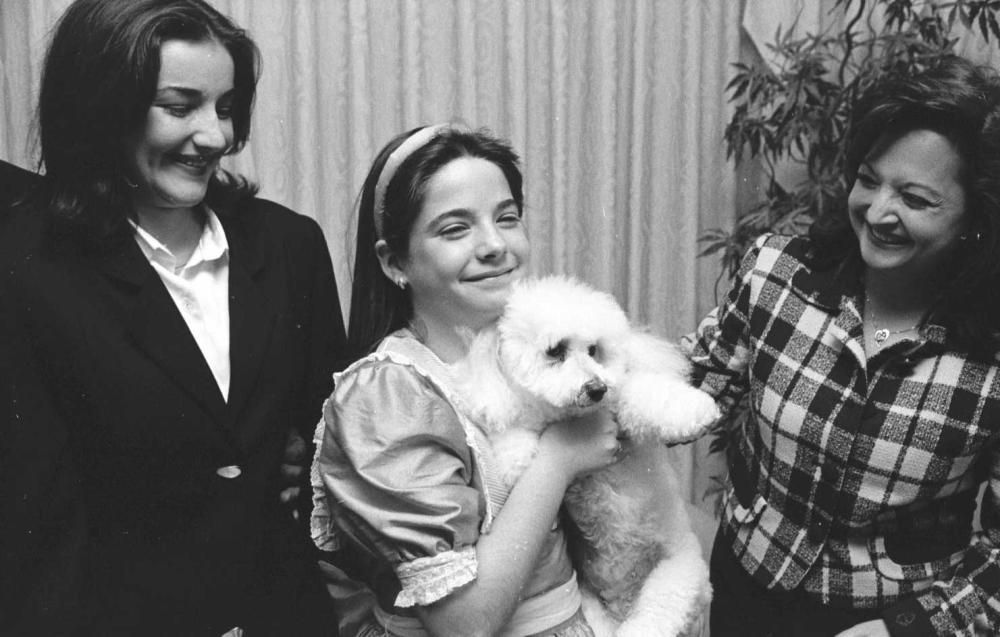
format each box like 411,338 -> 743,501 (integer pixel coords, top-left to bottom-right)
617,379 -> 720,443
688,389 -> 722,431
657,385 -> 719,442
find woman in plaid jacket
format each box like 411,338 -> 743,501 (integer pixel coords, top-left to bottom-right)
688,56 -> 1000,636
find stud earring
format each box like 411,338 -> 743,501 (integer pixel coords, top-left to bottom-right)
396,278 -> 407,290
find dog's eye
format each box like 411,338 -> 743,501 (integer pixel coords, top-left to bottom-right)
587,344 -> 598,358
545,341 -> 567,361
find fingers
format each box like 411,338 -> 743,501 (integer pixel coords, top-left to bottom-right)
610,437 -> 630,462
539,410 -> 624,477
609,440 -> 622,462
279,486 -> 301,504
590,418 -> 621,465
585,410 -> 618,437
279,429 -> 310,523
283,428 -> 309,463
281,462 -> 305,480
581,410 -> 622,462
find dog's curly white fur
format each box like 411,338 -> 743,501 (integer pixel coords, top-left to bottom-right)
454,276 -> 717,637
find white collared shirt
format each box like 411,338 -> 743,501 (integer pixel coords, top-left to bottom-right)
132,209 -> 231,400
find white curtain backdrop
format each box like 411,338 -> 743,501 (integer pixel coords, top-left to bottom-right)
0,0 -> 740,521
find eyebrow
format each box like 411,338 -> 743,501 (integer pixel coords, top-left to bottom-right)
426,209 -> 472,228
425,199 -> 519,228
154,86 -> 235,99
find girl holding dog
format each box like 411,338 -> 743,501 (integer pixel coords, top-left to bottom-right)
310,125 -> 621,636
687,56 -> 1000,636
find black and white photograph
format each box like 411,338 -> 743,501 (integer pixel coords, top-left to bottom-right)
2,1 -> 1000,635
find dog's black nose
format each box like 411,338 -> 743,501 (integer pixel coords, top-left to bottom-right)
584,380 -> 607,402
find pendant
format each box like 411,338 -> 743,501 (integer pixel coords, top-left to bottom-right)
873,328 -> 890,345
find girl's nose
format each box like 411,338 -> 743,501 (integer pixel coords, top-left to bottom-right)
476,225 -> 508,260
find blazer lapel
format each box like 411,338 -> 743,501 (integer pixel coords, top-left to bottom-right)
97,241 -> 228,424
222,213 -> 275,426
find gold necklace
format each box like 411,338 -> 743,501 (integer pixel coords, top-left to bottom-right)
865,293 -> 922,347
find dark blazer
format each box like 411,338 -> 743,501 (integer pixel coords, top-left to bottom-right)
0,159 -> 37,209
1,197 -> 346,635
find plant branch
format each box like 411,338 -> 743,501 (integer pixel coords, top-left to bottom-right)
839,0 -> 867,86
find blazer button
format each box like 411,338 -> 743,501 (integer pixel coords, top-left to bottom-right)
216,465 -> 242,479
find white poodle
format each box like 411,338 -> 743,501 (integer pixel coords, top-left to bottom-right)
454,275 -> 718,637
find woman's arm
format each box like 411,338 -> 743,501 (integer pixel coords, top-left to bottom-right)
280,212 -> 346,520
682,235 -> 770,406
416,411 -> 619,637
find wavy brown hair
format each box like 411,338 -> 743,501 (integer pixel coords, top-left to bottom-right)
808,55 -> 1000,355
37,0 -> 260,247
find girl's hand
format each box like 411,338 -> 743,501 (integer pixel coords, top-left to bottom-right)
279,427 -> 309,520
536,410 -> 619,483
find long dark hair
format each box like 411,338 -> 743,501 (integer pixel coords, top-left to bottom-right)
348,126 -> 524,358
37,0 -> 260,247
808,55 -> 1000,354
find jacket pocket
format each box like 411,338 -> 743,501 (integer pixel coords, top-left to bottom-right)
868,533 -> 966,581
868,492 -> 975,581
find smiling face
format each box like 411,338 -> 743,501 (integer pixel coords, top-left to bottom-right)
124,38 -> 235,219
391,156 -> 530,333
848,128 -> 970,282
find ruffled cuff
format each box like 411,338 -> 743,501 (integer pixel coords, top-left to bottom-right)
394,546 -> 478,607
309,413 -> 341,552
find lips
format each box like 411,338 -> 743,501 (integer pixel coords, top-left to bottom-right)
465,266 -> 516,283
170,153 -> 217,173
866,223 -> 909,247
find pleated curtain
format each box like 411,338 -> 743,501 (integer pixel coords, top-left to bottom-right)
0,0 -> 741,521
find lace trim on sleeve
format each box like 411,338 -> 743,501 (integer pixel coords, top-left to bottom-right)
394,546 -> 478,607
309,398 -> 340,552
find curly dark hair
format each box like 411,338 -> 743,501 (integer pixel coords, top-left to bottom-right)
348,126 -> 524,358
808,55 -> 1000,355
37,0 -> 260,247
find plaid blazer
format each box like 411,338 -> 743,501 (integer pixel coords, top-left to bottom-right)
686,234 -> 1000,636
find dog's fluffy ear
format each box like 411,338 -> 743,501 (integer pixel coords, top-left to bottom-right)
458,327 -> 523,433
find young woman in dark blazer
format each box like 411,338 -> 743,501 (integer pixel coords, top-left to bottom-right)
0,1 -> 345,634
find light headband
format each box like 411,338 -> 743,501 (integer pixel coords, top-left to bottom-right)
373,123 -> 454,239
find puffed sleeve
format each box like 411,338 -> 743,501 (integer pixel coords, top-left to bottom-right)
312,357 -> 484,607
